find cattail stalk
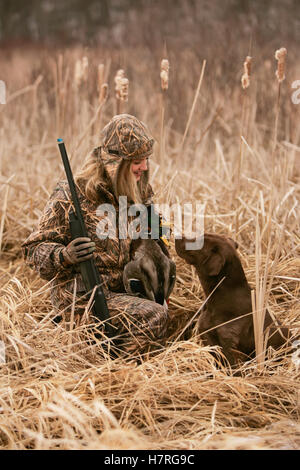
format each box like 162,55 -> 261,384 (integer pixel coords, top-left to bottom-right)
74,56 -> 89,90
53,56 -> 60,137
159,59 -> 169,162
272,48 -> 287,180
81,56 -> 89,83
73,58 -> 108,152
30,74 -> 43,130
97,64 -> 107,104
94,64 -> 109,137
61,65 -> 70,134
54,54 -> 70,134
115,69 -> 129,115
252,210 -> 267,371
195,105 -> 222,147
236,56 -> 252,195
73,56 -> 89,134
268,47 -> 287,243
181,60 -> 206,151
235,56 -> 252,234
0,181 -> 10,254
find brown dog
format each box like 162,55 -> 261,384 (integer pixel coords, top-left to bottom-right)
175,233 -> 291,365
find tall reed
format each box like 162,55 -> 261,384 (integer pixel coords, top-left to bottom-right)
235,55 -> 252,234
159,58 -> 169,162
180,60 -> 206,153
272,47 -> 287,179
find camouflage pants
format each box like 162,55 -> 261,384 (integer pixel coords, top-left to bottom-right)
105,292 -> 169,357
52,287 -> 169,358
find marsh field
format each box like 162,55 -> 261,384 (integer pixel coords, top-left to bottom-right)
0,0 -> 299,450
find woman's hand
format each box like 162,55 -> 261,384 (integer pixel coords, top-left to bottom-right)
61,237 -> 96,265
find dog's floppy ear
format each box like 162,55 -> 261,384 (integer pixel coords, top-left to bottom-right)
206,246 -> 225,276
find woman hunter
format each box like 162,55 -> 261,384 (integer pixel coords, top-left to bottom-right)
22,114 -> 172,357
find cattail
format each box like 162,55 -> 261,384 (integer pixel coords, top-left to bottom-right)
120,77 -> 129,101
241,74 -> 249,89
98,64 -> 108,104
98,64 -> 104,90
114,69 -> 124,99
81,56 -> 89,82
271,48 -> 287,185
74,56 -> 89,88
244,56 -> 252,76
114,69 -> 129,101
159,59 -> 169,162
236,55 -> 252,209
275,47 -> 287,82
160,59 -> 169,90
100,83 -> 108,103
241,56 -> 252,89
74,59 -> 83,89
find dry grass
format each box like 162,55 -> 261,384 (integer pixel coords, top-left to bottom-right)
0,44 -> 299,450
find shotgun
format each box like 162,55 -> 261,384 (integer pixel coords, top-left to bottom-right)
57,138 -> 114,338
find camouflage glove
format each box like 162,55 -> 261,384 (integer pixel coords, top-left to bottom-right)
60,237 -> 96,266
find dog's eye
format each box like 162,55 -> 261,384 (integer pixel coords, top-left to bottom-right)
211,246 -> 218,253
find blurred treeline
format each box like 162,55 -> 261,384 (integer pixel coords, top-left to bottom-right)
1,0 -> 299,139
1,0 -> 300,48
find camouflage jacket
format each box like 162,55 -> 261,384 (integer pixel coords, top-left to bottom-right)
22,146 -> 154,313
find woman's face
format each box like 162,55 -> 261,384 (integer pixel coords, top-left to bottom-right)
130,157 -> 148,181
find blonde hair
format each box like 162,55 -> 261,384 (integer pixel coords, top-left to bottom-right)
75,150 -> 143,205
114,159 -> 143,204
75,152 -> 103,204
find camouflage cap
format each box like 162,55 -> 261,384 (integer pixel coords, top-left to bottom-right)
101,114 -> 154,160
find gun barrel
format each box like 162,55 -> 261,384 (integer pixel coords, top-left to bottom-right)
57,139 -> 113,337
57,139 -> 88,237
